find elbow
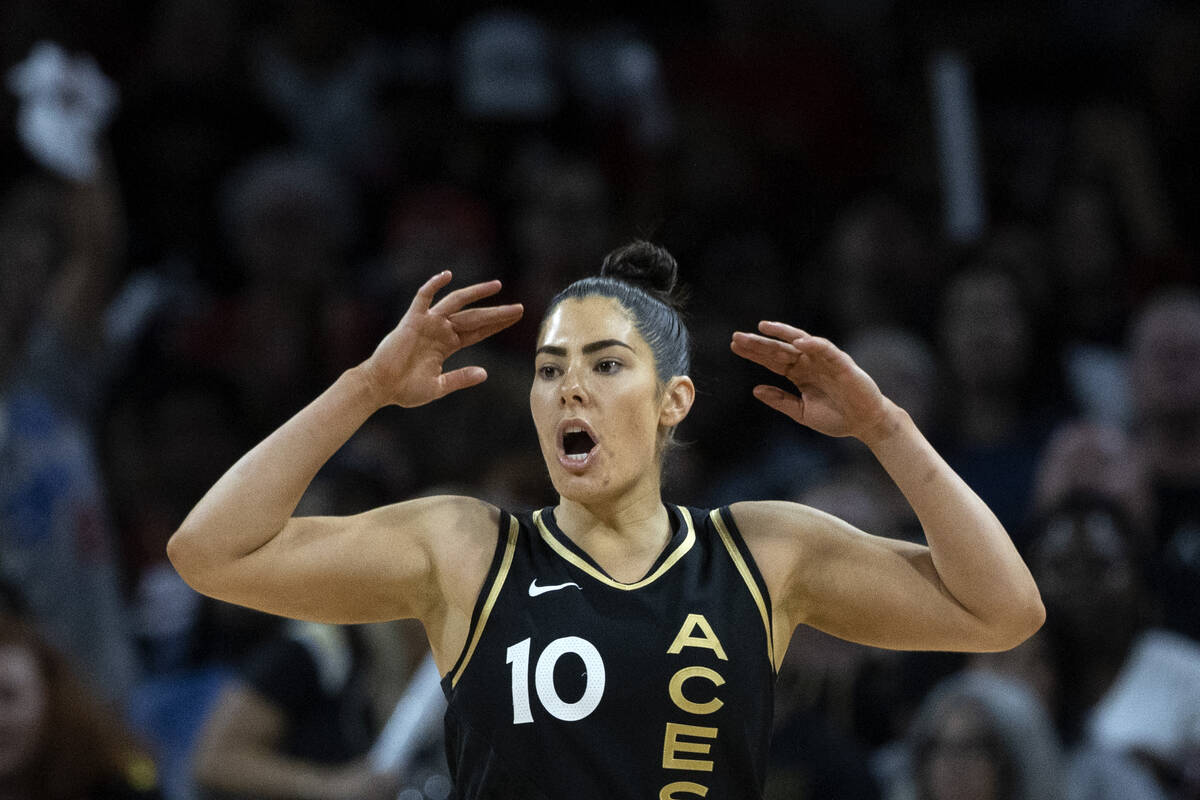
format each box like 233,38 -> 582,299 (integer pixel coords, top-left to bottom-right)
1020,587 -> 1047,641
166,527 -> 194,580
166,525 -> 216,595
986,585 -> 1046,652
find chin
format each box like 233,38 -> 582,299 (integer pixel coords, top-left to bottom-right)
542,459 -> 615,501
548,472 -> 610,504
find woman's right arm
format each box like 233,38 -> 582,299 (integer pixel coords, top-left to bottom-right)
167,273 -> 523,632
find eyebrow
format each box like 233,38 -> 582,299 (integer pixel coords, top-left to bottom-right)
536,339 -> 635,357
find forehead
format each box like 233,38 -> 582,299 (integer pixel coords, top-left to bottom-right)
537,296 -> 647,352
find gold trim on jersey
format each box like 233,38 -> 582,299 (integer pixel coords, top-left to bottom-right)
532,507 -> 696,590
451,515 -> 519,688
709,509 -> 776,669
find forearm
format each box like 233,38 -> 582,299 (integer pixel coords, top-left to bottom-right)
862,403 -> 1044,644
167,365 -> 383,583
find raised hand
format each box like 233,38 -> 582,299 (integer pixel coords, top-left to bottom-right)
730,321 -> 896,443
362,272 -> 523,408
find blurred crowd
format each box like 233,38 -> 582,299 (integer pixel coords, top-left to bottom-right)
1,1 -> 1199,799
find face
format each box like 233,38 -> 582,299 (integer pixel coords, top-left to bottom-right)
1032,508 -> 1137,637
921,703 -> 1002,800
940,270 -> 1030,391
531,296 -> 691,505
1129,296 -> 1200,420
0,644 -> 47,778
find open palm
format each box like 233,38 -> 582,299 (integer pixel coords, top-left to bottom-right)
730,321 -> 892,442
363,272 -> 523,408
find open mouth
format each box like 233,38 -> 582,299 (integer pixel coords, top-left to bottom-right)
560,424 -> 598,463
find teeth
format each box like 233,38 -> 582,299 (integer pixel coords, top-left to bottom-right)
565,426 -> 584,434
566,453 -> 588,462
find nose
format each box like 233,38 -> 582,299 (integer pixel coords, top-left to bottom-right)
558,366 -> 589,407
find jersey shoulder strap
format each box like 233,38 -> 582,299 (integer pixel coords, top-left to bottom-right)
443,510 -> 521,690
705,505 -> 776,671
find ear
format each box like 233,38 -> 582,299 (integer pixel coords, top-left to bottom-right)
658,376 -> 695,428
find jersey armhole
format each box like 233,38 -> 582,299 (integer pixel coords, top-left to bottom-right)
443,512 -> 520,691
710,506 -> 777,673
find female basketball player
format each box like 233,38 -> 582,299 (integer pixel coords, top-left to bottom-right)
168,242 -> 1044,799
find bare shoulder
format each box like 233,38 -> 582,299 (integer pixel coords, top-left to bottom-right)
725,499 -> 908,633
726,499 -> 836,548
357,493 -> 503,584
727,498 -> 901,551
724,500 -> 822,597
358,493 -> 502,540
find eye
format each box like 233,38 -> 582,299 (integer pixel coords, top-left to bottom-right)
537,364 -> 561,380
595,359 -> 622,374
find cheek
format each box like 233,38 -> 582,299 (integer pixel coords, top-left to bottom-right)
529,385 -> 555,433
616,388 -> 663,445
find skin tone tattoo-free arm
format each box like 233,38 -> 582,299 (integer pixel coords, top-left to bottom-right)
730,322 -> 1045,661
167,273 -> 523,670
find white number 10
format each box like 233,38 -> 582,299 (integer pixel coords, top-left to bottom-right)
506,637 -> 606,724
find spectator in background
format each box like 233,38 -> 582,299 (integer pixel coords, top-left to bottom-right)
809,193 -> 940,342
772,472 -> 906,751
506,147 -> 613,336
1022,490 -> 1200,799
0,613 -> 161,800
1,5 -> 1196,800
190,620 -> 405,800
1072,631 -> 1198,800
1024,494 -> 1154,742
689,230 -> 829,508
245,0 -> 393,180
838,325 -> 943,542
365,184 -> 499,322
123,597 -> 285,800
112,0 -> 285,278
172,149 -> 374,427
885,671 -> 1063,800
1127,288 -> 1200,642
1032,420 -> 1154,540
0,165 -> 139,704
1048,180 -> 1135,427
937,264 -> 1062,533
99,363 -> 254,673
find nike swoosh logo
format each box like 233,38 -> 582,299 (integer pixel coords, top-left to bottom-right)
528,579 -> 582,597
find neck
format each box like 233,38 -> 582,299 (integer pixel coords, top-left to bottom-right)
555,477 -> 672,576
557,478 -> 666,539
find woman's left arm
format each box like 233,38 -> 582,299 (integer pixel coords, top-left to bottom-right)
730,322 -> 1045,655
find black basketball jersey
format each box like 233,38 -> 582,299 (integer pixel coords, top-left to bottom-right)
440,504 -> 776,800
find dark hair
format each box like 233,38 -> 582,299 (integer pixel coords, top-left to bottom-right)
0,614 -> 155,799
544,240 -> 691,383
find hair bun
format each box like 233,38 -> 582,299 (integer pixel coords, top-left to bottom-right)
600,240 -> 679,300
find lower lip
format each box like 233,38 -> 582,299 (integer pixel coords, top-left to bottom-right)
558,448 -> 598,473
